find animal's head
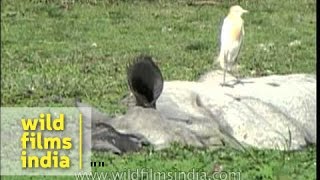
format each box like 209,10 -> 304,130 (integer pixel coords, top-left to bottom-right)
229,5 -> 248,17
126,55 -> 164,109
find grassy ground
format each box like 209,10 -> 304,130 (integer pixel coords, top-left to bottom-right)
1,0 -> 316,179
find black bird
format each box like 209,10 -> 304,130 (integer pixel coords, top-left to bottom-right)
126,55 -> 164,108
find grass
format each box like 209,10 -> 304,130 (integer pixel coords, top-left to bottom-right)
1,0 -> 316,179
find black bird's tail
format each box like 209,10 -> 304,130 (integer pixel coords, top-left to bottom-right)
126,55 -> 164,108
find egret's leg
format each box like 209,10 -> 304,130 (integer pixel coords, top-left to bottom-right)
230,64 -> 244,86
235,64 -> 244,84
220,53 -> 233,87
220,56 -> 227,86
223,67 -> 226,85
221,67 -> 234,88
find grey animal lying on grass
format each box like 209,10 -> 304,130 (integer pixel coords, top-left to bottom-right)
76,55 -> 316,154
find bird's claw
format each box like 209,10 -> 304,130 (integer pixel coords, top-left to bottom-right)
220,83 -> 234,88
234,79 -> 244,85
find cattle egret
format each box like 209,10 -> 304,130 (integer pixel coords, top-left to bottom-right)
217,5 -> 248,86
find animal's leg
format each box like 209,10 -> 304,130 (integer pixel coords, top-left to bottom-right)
220,52 -> 234,88
234,64 -> 244,85
220,52 -> 233,88
220,67 -> 227,87
220,53 -> 227,86
221,68 -> 234,88
230,64 -> 244,86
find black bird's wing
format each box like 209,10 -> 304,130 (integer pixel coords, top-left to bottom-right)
126,55 -> 164,108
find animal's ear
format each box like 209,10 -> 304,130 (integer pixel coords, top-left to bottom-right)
75,99 -> 111,123
126,55 -> 164,108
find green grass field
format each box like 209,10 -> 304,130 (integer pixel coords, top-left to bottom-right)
1,0 -> 316,179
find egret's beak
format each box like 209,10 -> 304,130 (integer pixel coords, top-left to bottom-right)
242,9 -> 249,13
